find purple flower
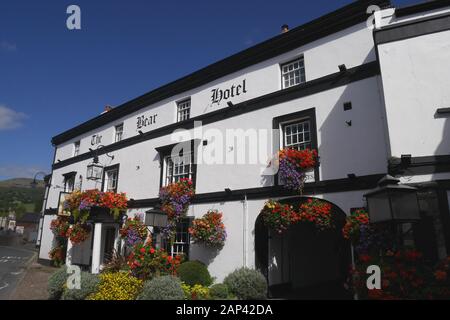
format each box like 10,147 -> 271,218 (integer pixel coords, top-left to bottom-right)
79,200 -> 91,211
278,158 -> 306,191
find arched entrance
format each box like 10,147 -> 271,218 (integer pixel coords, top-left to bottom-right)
255,197 -> 352,299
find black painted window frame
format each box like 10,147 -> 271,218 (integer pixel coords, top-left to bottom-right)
280,56 -> 306,89
155,139 -> 200,189
101,164 -> 120,193
62,171 -> 77,192
272,107 -> 320,186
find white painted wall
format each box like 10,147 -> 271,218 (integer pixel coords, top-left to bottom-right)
47,76 -> 387,210
39,215 -> 56,260
378,29 -> 450,158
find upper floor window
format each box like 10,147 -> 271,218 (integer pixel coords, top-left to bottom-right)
163,152 -> 193,186
114,123 -> 124,143
63,172 -> 76,192
177,99 -> 191,122
102,165 -> 119,193
156,140 -> 199,187
281,57 -> 305,89
282,120 -> 312,150
73,141 -> 80,157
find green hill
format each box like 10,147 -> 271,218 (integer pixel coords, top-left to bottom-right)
0,178 -> 45,217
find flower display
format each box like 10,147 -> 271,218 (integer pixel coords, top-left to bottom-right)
349,249 -> 450,300
50,216 -> 70,238
260,198 -> 333,234
63,189 -> 128,221
127,242 -> 183,281
119,215 -> 149,247
278,148 -> 317,192
342,209 -> 370,241
181,283 -> 211,300
67,222 -> 91,245
261,200 -> 296,234
159,178 -> 195,221
87,271 -> 143,300
189,210 -> 227,248
296,198 -> 333,230
49,245 -> 66,266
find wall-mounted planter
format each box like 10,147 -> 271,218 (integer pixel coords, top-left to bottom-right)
87,207 -> 125,223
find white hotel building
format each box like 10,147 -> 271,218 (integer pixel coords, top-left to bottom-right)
37,0 -> 450,299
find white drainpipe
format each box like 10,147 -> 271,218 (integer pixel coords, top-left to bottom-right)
243,194 -> 248,268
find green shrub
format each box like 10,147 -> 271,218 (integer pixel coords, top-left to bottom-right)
137,276 -> 185,300
210,283 -> 231,300
61,272 -> 99,300
224,268 -> 267,300
177,260 -> 212,286
47,266 -> 68,300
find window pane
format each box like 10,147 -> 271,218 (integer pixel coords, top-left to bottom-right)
281,58 -> 306,89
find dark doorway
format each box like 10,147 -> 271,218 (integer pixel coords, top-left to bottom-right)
254,197 -> 352,300
103,226 -> 116,263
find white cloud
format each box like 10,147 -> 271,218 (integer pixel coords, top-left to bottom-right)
0,41 -> 17,52
0,105 -> 27,130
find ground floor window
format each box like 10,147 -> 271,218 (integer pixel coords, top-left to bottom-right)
152,218 -> 191,258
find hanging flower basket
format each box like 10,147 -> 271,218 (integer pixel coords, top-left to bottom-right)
67,222 -> 91,245
159,178 -> 195,221
260,198 -> 334,234
49,245 -> 66,267
50,216 -> 70,239
342,209 -> 370,242
296,198 -> 333,231
277,148 -> 318,192
63,189 -> 128,222
261,200 -> 296,234
189,210 -> 227,248
120,215 -> 148,247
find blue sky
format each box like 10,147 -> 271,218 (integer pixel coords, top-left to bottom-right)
0,0 -> 419,180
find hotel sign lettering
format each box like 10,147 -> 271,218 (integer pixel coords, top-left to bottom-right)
211,79 -> 247,105
136,114 -> 157,129
90,134 -> 102,146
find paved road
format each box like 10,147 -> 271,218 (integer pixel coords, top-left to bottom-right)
0,245 -> 35,299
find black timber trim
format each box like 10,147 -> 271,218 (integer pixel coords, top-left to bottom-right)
272,108 -> 320,184
436,187 -> 450,256
395,0 -> 450,18
374,11 -> 450,45
51,0 -> 390,146
101,164 -> 120,193
436,107 -> 450,115
62,171 -> 77,178
388,155 -> 450,176
52,62 -> 380,171
127,173 -> 385,208
44,208 -> 58,215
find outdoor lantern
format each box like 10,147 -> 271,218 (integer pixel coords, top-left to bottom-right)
145,207 -> 168,227
364,175 -> 421,223
86,157 -> 103,181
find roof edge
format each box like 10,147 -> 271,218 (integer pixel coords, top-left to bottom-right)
51,0 -> 391,146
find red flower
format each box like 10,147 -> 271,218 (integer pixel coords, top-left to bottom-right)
359,254 -> 371,263
140,248 -> 145,253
